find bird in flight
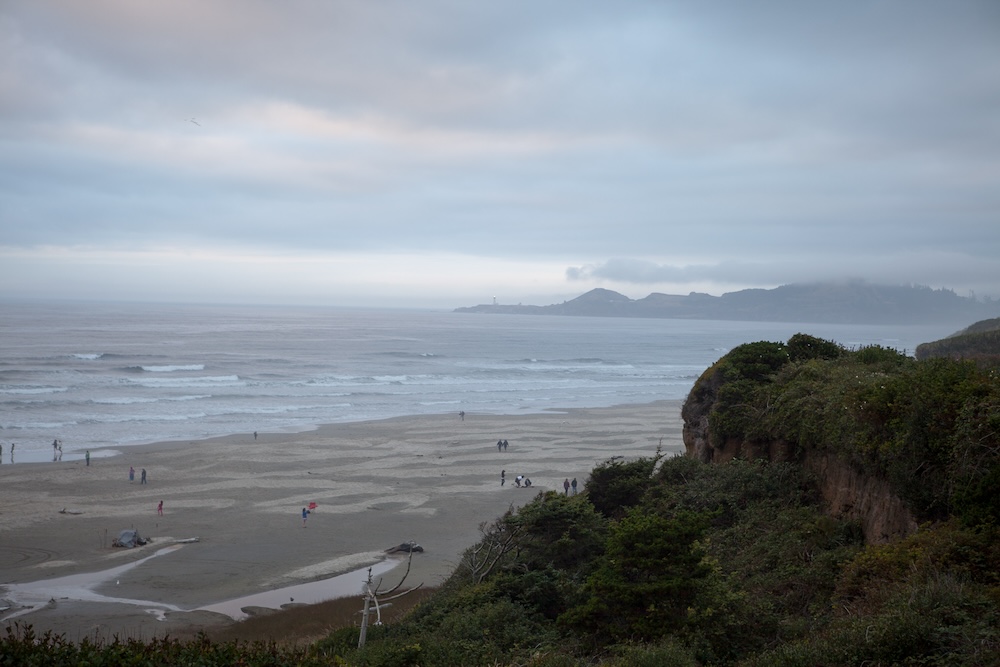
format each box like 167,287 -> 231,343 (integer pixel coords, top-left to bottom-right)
186,117 -> 201,126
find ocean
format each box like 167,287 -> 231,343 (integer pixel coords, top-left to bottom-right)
0,300 -> 957,463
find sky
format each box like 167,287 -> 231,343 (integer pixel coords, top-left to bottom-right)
1,1 -> 998,309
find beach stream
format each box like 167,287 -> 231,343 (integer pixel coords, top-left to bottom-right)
0,545 -> 399,623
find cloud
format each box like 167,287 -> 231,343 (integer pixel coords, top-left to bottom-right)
566,253 -> 1000,300
1,1 -> 998,305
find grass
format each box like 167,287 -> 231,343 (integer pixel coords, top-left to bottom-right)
190,587 -> 438,646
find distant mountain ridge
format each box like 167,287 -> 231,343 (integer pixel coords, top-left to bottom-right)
455,283 -> 999,325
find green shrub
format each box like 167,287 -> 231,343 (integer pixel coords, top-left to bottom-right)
787,333 -> 844,362
719,341 -> 790,382
853,344 -> 909,367
586,455 -> 660,519
742,573 -> 1000,667
0,623 -> 323,667
511,491 -> 608,574
835,520 -> 1000,611
561,508 -> 713,646
603,638 -> 699,667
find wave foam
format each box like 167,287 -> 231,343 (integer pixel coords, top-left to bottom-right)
0,387 -> 69,395
128,375 -> 242,388
92,397 -> 159,405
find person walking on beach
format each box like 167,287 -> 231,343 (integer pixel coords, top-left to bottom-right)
564,478 -> 570,495
302,507 -> 309,527
140,468 -> 147,484
254,431 -> 258,440
497,439 -> 503,452
129,466 -> 135,483
157,500 -> 163,516
85,449 -> 89,466
571,478 -> 578,495
459,411 -> 465,421
502,439 -> 508,451
501,469 -> 506,486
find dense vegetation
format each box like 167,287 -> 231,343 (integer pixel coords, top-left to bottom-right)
699,334 -> 1000,526
5,336 -> 999,665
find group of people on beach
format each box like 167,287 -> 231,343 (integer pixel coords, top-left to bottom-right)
0,440 -> 88,465
499,469 -> 578,494
500,469 -> 533,487
496,438 -> 509,451
128,465 -> 148,484
1,441 -> 68,464
125,465 -> 162,515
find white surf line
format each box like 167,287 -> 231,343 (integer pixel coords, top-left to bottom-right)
0,545 -> 186,622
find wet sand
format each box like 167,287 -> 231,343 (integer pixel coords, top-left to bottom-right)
0,400 -> 683,640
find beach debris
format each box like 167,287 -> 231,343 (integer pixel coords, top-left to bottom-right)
174,537 -> 200,544
112,529 -> 148,548
384,541 -> 424,554
58,508 -> 84,515
359,548 -> 423,648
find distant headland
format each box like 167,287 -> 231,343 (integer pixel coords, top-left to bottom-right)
455,282 -> 1000,326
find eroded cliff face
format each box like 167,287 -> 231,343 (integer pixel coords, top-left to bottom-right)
801,452 -> 918,543
682,367 -> 917,544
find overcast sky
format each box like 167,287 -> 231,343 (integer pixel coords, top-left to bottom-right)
1,1 -> 998,308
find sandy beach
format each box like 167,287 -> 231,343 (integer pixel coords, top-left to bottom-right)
0,400 -> 684,641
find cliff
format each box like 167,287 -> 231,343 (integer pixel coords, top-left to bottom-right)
915,317 -> 1000,367
682,361 -> 918,544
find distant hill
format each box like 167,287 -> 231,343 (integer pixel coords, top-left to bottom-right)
915,317 -> 1000,366
456,282 -> 999,325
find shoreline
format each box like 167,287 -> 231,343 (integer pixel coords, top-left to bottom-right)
3,402 -> 675,466
1,400 -> 684,640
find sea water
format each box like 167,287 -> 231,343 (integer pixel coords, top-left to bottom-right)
0,300 -> 957,463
